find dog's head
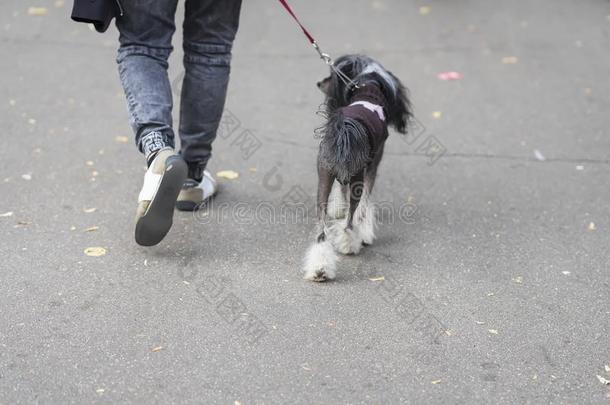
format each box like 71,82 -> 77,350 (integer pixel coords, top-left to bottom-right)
317,54 -> 412,134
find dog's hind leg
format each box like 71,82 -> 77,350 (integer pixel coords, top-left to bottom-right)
327,182 -> 349,220
303,165 -> 338,282
330,171 -> 364,255
356,145 -> 384,245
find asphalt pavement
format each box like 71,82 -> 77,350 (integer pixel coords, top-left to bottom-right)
1,0 -> 609,403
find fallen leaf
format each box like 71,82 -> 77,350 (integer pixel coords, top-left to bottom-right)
561,271 -> 571,275
432,111 -> 442,119
70,226 -> 76,231
84,226 -> 99,232
21,174 -> 32,181
235,401 -> 242,405
85,161 -> 94,166
501,56 -> 519,64
151,346 -> 164,352
83,207 -> 97,213
512,276 -> 523,284
419,6 -> 431,15
437,71 -> 463,81
488,329 -> 499,335
534,149 -> 546,161
0,211 -> 13,218
596,375 -> 610,385
605,365 -> 610,372
368,276 -> 385,281
444,330 -> 453,336
95,388 -> 105,394
217,170 -> 239,180
114,135 -> 129,143
475,321 -> 485,325
587,222 -> 596,231
28,7 -> 48,16
431,379 -> 442,384
84,247 -> 107,257
370,0 -> 385,11
15,221 -> 32,227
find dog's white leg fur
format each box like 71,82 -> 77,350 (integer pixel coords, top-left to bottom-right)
355,196 -> 376,245
326,182 -> 348,220
329,219 -> 363,255
303,241 -> 338,282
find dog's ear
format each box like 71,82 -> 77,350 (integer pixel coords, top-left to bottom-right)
317,76 -> 331,95
385,71 -> 413,134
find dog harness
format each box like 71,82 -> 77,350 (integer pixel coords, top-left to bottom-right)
348,101 -> 386,122
341,84 -> 389,155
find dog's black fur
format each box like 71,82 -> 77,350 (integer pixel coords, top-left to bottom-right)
305,54 -> 412,281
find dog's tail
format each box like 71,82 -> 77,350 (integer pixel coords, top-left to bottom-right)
320,111 -> 370,183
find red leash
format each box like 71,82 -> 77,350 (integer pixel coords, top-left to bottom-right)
277,0 -> 316,45
277,0 -> 360,88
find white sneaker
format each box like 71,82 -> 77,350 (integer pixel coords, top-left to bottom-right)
134,148 -> 187,246
176,170 -> 217,211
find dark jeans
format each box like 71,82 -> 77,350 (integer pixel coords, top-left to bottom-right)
116,0 -> 242,170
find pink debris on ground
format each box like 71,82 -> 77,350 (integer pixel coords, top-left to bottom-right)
437,71 -> 463,81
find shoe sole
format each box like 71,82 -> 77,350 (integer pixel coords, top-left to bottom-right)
135,156 -> 188,246
176,200 -> 200,212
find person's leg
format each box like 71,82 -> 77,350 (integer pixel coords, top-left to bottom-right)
179,0 -> 243,180
115,1 -> 188,246
116,0 -> 179,163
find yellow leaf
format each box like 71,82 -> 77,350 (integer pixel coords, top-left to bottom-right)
588,222 -> 596,231
431,379 -> 442,384
151,346 -> 163,352
432,111 -> 442,119
368,276 -> 385,282
85,226 -> 99,232
114,135 -> 129,143
84,247 -> 107,257
419,6 -> 431,15
28,7 -> 48,16
502,56 -> 519,64
596,375 -> 610,385
83,207 -> 97,213
217,170 -> 239,180
512,276 -> 523,284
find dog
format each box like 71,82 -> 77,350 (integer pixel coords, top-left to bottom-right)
303,54 -> 412,282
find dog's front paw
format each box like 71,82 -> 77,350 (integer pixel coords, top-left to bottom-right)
303,242 -> 337,282
330,223 -> 363,255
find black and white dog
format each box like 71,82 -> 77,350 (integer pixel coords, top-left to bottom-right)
303,54 -> 412,282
